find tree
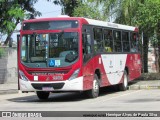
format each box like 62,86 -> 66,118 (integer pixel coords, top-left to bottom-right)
50,0 -> 106,20
134,0 -> 160,72
90,0 -> 160,73
0,0 -> 41,45
73,1 -> 106,20
50,0 -> 79,16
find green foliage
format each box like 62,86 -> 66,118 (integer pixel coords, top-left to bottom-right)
91,0 -> 160,44
91,0 -> 160,32
87,0 -> 117,21
73,1 -> 106,20
51,0 -> 106,20
133,0 -> 160,35
2,6 -> 25,34
50,0 -> 79,16
150,35 -> 158,47
0,0 -> 41,44
88,0 -> 160,72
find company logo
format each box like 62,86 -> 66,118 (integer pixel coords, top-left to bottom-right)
2,112 -> 11,117
1,112 -> 42,118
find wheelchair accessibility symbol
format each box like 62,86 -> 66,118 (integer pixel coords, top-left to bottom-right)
49,59 -> 55,67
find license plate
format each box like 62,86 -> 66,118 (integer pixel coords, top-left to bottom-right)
42,87 -> 53,91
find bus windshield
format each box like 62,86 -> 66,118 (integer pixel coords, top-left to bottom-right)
21,32 -> 79,68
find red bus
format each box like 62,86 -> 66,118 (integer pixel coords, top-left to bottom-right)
18,16 -> 141,99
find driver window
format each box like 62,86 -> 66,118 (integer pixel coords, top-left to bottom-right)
82,33 -> 91,54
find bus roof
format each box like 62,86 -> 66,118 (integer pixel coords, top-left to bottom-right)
23,17 -> 138,32
84,18 -> 138,32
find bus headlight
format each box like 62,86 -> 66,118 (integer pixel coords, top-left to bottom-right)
69,69 -> 80,80
19,70 -> 29,81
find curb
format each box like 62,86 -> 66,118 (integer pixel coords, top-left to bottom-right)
0,89 -> 18,95
129,85 -> 160,90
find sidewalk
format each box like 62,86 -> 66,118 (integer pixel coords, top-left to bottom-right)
0,79 -> 160,95
129,79 -> 160,90
0,82 -> 18,95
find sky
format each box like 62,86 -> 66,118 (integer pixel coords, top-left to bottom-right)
2,0 -> 62,41
34,0 -> 61,18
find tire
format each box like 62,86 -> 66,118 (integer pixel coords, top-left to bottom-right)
119,70 -> 128,91
86,74 -> 100,98
36,91 -> 50,100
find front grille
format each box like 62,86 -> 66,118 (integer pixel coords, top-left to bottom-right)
31,83 -> 65,90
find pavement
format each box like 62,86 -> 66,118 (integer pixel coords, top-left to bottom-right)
0,79 -> 160,95
0,82 -> 18,95
129,79 -> 160,90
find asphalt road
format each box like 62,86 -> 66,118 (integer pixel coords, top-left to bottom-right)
0,89 -> 160,111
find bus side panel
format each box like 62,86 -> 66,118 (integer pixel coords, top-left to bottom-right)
82,55 -> 110,90
131,53 -> 141,80
83,53 -> 141,90
101,54 -> 127,86
82,60 -> 94,91
126,54 -> 141,81
92,55 -> 110,87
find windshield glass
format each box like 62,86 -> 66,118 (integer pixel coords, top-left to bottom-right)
21,32 -> 79,68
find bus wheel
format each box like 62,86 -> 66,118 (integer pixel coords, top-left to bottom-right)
36,91 -> 50,100
119,70 -> 128,91
86,74 -> 99,98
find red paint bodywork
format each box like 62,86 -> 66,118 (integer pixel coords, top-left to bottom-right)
18,17 -> 141,91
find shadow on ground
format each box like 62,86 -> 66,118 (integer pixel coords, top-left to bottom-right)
7,86 -> 119,103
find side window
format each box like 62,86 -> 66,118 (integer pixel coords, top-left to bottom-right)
113,31 -> 122,52
104,29 -> 113,52
93,28 -> 103,52
82,33 -> 92,54
130,32 -> 138,52
122,32 -> 130,52
21,36 -> 27,62
82,27 -> 93,63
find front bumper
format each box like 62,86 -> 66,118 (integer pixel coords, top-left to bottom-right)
19,77 -> 83,92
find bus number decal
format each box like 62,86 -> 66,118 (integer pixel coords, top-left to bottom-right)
52,76 -> 63,80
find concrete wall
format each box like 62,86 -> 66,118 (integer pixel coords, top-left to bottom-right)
148,43 -> 159,73
6,48 -> 17,83
0,47 -> 17,84
0,56 -> 7,84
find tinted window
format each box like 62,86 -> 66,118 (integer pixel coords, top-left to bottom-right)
130,32 -> 138,52
104,29 -> 113,52
93,28 -> 103,52
122,32 -> 130,52
113,31 -> 122,52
